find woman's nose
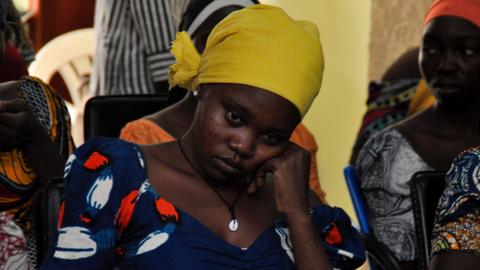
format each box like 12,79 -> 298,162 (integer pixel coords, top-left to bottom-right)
437,50 -> 456,73
228,132 -> 256,158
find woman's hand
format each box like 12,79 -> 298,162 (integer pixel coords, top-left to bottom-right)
250,142 -> 311,216
0,80 -> 45,150
0,98 -> 45,150
250,143 -> 332,269
0,79 -> 65,184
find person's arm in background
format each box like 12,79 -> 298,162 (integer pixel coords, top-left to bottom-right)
130,0 -> 176,94
430,251 -> 480,270
429,207 -> 480,270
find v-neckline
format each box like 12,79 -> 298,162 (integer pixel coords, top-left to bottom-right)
136,144 -> 280,253
146,179 -> 278,253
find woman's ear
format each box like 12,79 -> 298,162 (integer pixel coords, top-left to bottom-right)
196,84 -> 209,100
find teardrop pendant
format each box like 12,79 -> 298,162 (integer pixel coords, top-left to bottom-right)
229,219 -> 239,232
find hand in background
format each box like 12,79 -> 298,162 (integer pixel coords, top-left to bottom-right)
0,98 -> 44,150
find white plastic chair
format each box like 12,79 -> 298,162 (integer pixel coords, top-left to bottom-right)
28,28 -> 94,145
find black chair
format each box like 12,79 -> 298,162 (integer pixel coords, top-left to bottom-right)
410,170 -> 447,270
84,94 -> 169,140
362,234 -> 402,270
36,177 -> 65,264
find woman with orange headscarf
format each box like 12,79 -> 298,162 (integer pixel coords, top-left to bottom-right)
356,0 -> 480,269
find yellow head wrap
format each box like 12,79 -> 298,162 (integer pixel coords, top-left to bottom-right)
169,4 -> 324,117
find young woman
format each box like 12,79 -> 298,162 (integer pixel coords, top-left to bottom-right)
41,5 -> 364,270
356,0 -> 480,268
119,0 -> 327,203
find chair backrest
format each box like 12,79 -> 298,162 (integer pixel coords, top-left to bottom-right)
343,165 -> 370,234
363,233 -> 402,270
36,177 -> 65,264
410,170 -> 446,270
28,28 -> 94,117
84,94 -> 169,140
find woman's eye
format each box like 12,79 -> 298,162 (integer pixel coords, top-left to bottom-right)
423,46 -> 437,55
226,111 -> 242,126
263,133 -> 280,145
463,48 -> 475,56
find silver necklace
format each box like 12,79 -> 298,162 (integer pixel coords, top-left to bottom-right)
177,138 -> 246,232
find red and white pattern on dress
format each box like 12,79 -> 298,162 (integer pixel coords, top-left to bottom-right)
0,212 -> 31,270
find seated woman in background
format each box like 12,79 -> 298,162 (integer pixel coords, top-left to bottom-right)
0,77 -> 74,269
0,1 -> 74,269
0,0 -> 35,83
120,0 -> 327,203
41,5 -> 364,269
429,147 -> 480,270
356,0 -> 480,268
349,47 -> 436,163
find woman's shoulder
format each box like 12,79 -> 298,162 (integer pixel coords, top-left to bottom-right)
290,123 -> 317,152
355,127 -> 422,177
356,127 -> 405,160
74,137 -> 143,160
66,137 -> 146,185
120,118 -> 175,145
61,137 -> 148,223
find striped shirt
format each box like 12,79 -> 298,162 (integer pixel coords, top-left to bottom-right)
90,0 -> 176,96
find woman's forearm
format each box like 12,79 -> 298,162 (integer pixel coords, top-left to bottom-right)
287,212 -> 332,270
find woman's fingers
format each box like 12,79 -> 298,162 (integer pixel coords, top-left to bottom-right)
248,164 -> 271,194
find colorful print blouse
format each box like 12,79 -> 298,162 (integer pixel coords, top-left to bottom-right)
431,147 -> 480,256
41,138 -> 365,269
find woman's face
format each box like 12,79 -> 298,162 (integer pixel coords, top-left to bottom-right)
420,16 -> 480,107
188,83 -> 300,182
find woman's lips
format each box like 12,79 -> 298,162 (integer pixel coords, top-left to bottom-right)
433,85 -> 460,94
431,81 -> 461,94
213,157 -> 243,174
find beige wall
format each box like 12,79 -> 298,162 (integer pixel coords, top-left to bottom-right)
262,0 -> 372,219
369,0 -> 432,79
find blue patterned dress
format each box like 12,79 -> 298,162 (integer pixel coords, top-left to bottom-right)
41,138 -> 365,269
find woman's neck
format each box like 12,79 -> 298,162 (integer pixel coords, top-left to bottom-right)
432,99 -> 480,136
148,92 -> 198,138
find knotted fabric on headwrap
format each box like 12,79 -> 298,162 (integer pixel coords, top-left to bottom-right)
169,4 -> 324,117
424,0 -> 480,27
169,33 -> 201,91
